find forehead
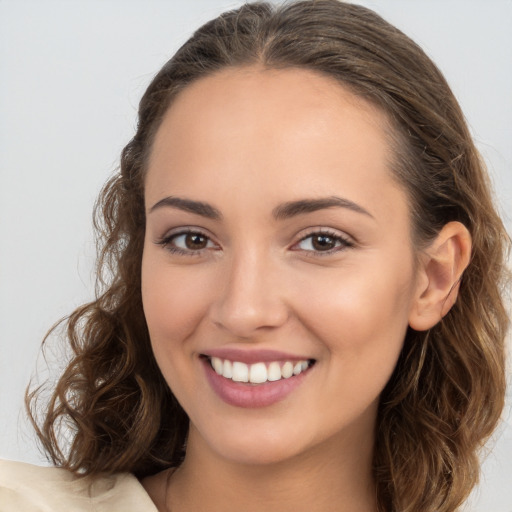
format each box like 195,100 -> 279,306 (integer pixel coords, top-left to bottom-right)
149,66 -> 392,166
145,66 -> 406,226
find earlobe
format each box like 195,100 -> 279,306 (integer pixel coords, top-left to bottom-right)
408,221 -> 472,332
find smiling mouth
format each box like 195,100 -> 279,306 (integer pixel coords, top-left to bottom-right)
202,356 -> 316,385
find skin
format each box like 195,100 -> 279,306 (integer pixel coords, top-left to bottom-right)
140,66 -> 471,512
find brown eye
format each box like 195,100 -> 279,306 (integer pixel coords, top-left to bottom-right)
294,231 -> 353,254
185,233 -> 208,250
157,231 -> 216,254
311,234 -> 337,251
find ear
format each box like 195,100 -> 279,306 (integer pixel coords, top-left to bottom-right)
408,221 -> 472,331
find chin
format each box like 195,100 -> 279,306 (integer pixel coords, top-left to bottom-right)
190,419 -> 316,467
214,440 -> 306,467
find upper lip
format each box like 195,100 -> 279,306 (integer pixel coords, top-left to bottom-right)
200,348 -> 314,364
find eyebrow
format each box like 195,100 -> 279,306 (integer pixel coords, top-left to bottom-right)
272,196 -> 374,220
149,195 -> 373,221
149,196 -> 222,219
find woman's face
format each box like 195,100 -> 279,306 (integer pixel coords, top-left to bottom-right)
142,67 -> 423,466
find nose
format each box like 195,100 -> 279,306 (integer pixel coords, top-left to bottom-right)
209,249 -> 289,338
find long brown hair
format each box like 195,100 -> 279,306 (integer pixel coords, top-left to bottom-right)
27,2 -> 510,511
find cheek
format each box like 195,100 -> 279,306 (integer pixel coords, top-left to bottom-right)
294,258 -> 415,359
140,252 -> 217,404
295,264 -> 414,423
141,251 -> 213,356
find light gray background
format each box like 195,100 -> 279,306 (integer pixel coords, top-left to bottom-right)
1,1 -> 511,510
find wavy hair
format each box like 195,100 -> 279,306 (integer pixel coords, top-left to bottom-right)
27,2 -> 510,511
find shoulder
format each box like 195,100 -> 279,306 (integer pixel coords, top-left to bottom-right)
0,459 -> 158,512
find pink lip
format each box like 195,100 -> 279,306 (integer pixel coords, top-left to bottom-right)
201,357 -> 313,408
201,348 -> 312,364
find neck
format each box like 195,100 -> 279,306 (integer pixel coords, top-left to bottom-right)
166,424 -> 377,512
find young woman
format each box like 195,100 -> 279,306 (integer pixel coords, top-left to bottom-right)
1,1 -> 509,511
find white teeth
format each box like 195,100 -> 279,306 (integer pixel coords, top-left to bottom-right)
223,359 -> 233,379
281,361 -> 294,379
249,362 -> 267,384
232,361 -> 249,382
267,361 -> 282,382
212,357 -> 223,375
210,357 -> 312,384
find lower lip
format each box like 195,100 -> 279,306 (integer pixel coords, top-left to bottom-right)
202,358 -> 311,408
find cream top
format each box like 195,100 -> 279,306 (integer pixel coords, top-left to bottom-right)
0,459 -> 158,512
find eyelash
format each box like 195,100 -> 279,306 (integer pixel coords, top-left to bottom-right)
155,228 -> 354,256
292,229 -> 354,256
156,229 -> 218,256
